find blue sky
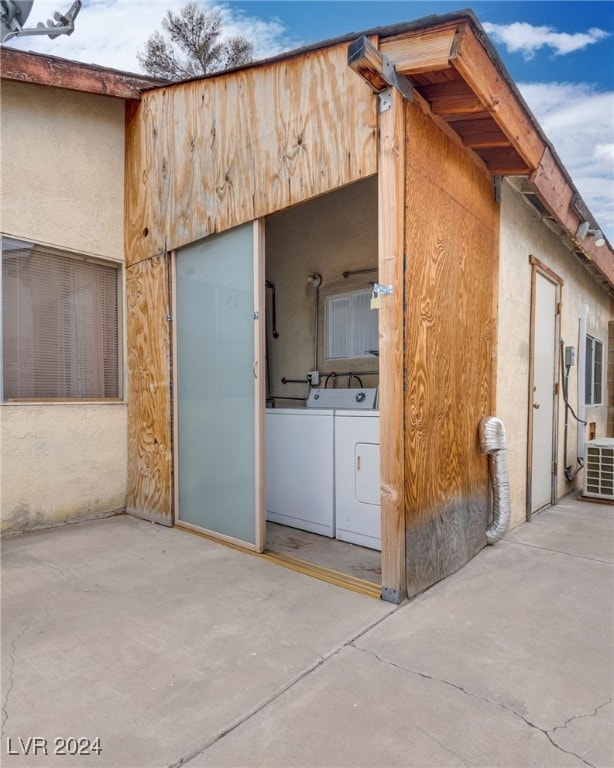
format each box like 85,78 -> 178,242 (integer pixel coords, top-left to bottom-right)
8,1 -> 614,237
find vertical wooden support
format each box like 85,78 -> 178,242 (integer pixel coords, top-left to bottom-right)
378,87 -> 407,603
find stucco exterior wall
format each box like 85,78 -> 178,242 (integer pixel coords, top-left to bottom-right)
498,180 -> 611,529
1,80 -> 127,535
1,80 -> 125,258
1,405 -> 127,534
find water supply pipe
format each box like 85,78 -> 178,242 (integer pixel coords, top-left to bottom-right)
307,274 -> 321,371
479,417 -> 511,544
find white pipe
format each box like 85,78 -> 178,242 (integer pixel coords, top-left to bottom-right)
480,417 -> 511,544
577,305 -> 588,460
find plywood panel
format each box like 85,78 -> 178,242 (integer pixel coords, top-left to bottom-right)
126,43 -> 377,266
126,254 -> 173,525
404,99 -> 498,597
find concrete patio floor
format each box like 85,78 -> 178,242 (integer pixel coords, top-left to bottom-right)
2,493 -> 613,767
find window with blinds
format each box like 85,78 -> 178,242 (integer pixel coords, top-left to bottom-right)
585,334 -> 604,406
2,237 -> 120,399
325,288 -> 378,360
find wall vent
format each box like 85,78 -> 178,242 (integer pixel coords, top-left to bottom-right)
583,438 -> 614,500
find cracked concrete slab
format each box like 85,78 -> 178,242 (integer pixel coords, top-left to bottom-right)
1,515 -> 392,768
506,498 -> 613,563
352,500 -> 613,764
185,645 -> 584,768
1,495 -> 611,768
551,700 -> 614,768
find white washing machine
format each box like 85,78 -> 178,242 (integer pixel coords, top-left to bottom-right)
265,388 -> 380,545
334,410 -> 381,550
265,408 -> 335,536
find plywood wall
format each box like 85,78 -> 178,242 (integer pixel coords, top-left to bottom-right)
126,254 -> 173,525
404,99 -> 498,597
125,44 -> 377,267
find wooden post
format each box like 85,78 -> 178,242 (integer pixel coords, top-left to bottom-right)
378,87 -> 407,603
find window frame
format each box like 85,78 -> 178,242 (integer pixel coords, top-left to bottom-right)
585,334 -> 604,407
324,286 -> 379,362
1,236 -> 123,403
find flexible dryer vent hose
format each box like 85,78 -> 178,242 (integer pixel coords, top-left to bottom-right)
479,417 -> 512,544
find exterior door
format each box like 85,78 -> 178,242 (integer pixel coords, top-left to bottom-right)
530,267 -> 559,515
174,221 -> 265,551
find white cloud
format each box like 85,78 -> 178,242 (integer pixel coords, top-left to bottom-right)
7,0 -> 301,73
483,21 -> 609,60
518,82 -> 614,239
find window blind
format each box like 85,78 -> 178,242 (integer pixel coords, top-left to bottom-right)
325,288 -> 378,360
2,238 -> 119,399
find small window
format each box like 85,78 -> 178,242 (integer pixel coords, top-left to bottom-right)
325,288 -> 378,360
585,335 -> 603,406
2,237 -> 120,400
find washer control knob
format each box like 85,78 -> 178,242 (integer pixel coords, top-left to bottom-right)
355,392 -> 366,403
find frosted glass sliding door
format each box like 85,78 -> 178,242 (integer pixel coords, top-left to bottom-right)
175,221 -> 264,550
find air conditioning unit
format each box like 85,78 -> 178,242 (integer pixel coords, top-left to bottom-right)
584,438 -> 614,501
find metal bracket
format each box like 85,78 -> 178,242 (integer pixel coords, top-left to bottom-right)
373,283 -> 393,296
378,88 -> 392,114
348,35 -> 413,104
382,56 -> 414,101
381,587 -> 403,604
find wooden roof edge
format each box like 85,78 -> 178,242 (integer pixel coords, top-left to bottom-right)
0,47 -> 168,99
528,148 -> 613,288
138,8 -> 480,92
449,18 -> 613,288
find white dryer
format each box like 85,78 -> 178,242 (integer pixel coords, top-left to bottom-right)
334,410 -> 381,550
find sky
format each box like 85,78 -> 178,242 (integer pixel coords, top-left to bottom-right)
6,0 -> 614,239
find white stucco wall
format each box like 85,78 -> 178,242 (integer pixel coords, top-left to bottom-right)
498,180 -> 611,529
1,80 -> 127,534
1,80 -> 125,258
1,405 -> 127,534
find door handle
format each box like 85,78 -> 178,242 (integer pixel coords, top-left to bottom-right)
253,360 -> 258,379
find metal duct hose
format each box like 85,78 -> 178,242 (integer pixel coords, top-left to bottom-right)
479,417 -> 511,544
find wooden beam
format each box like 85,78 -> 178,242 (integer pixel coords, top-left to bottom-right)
348,35 -> 390,92
418,80 -> 484,116
380,23 -> 458,75
450,24 -> 545,171
448,118 -> 510,148
473,146 -> 530,174
347,35 -> 413,99
0,47 -> 164,99
378,86 -> 406,604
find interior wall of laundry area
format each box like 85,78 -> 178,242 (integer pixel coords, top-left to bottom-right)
1,80 -> 127,535
265,177 -> 379,406
498,180 -> 612,526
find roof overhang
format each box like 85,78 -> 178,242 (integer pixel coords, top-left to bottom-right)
0,47 -> 166,99
369,16 -> 613,289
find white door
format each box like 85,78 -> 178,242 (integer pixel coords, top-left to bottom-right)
531,272 -> 558,512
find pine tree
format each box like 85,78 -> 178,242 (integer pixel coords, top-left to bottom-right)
137,3 -> 253,81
